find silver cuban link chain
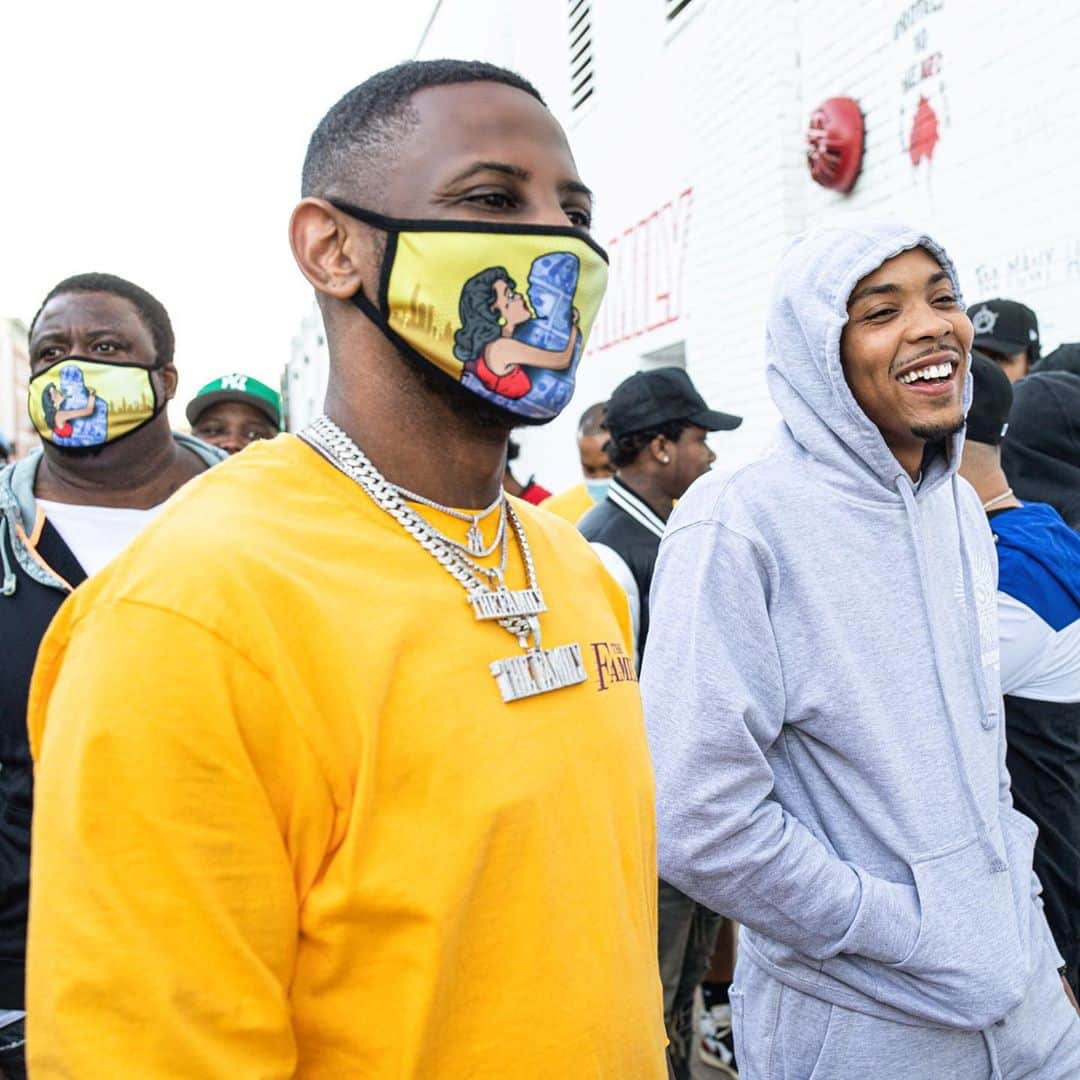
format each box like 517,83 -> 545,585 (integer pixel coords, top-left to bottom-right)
299,416 -> 586,702
391,481 -> 504,557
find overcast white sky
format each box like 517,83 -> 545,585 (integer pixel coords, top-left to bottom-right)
0,0 -> 439,405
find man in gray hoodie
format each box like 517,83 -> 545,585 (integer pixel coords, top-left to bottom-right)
642,223 -> 1080,1078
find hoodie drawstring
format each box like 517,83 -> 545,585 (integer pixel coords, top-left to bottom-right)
951,476 -> 999,732
0,515 -> 16,596
982,1026 -> 1003,1079
896,477 -> 1006,874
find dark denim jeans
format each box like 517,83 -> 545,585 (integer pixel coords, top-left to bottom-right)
0,1018 -> 25,1080
658,880 -> 723,1080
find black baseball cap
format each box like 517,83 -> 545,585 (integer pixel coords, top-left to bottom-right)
605,367 -> 742,439
967,298 -> 1040,358
966,350 -> 1014,446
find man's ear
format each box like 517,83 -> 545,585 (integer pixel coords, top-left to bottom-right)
160,363 -> 179,402
649,434 -> 672,465
289,199 -> 375,301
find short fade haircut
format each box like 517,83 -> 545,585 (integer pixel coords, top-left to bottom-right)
608,419 -> 692,469
302,59 -> 546,200
578,401 -> 607,437
29,272 -> 175,367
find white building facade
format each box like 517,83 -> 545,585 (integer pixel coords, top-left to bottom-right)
0,319 -> 33,459
282,306 -> 330,432
416,0 -> 1080,490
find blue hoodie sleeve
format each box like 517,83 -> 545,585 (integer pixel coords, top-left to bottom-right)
642,518 -> 920,965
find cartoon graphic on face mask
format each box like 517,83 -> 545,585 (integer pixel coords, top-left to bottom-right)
453,252 -> 583,412
29,358 -> 164,449
341,205 -> 609,423
40,365 -> 110,446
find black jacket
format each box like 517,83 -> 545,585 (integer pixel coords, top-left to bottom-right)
0,436 -> 222,1008
0,501 -> 85,1007
578,476 -> 667,663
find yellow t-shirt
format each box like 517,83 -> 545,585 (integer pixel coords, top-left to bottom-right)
27,435 -> 665,1079
540,480 -> 596,525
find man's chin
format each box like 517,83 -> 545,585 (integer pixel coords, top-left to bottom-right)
397,346 -> 553,432
909,413 -> 966,443
44,442 -> 106,460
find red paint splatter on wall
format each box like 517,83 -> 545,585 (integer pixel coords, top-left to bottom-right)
909,95 -> 940,165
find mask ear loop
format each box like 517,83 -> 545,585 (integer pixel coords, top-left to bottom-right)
326,199 -> 611,261
146,357 -> 171,419
98,357 -> 172,437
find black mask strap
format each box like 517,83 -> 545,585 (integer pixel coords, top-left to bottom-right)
327,199 -> 609,258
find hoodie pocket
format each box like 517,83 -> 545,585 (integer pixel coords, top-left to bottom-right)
875,835 -> 1029,1028
999,809 -> 1038,963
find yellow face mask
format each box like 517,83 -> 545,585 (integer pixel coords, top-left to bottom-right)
331,202 -> 609,422
28,357 -> 164,449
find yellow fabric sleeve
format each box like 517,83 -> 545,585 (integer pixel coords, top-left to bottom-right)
538,482 -> 594,525
27,599 -> 340,1078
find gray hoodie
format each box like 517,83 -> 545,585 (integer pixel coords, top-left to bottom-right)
642,223 -> 1063,1031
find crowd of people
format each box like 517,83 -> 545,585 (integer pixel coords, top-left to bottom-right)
0,57 -> 1078,1079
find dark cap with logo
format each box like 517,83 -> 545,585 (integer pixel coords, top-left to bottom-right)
966,350 -> 1014,446
604,367 -> 742,440
967,298 -> 1040,359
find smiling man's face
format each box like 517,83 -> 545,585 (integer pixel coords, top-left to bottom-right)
841,247 -> 973,469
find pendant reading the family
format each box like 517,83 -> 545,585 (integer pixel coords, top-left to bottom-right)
469,587 -> 547,621
490,643 -> 587,703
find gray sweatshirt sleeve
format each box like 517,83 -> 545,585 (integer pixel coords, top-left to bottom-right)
642,518 -> 920,965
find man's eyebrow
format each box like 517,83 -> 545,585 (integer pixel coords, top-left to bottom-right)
446,161 -> 531,185
849,282 -> 900,304
560,179 -> 594,201
39,326 -> 121,340
28,328 -> 68,346
31,326 -> 126,349
445,161 -> 594,201
850,270 -> 953,306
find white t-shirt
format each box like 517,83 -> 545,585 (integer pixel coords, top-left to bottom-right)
998,591 -> 1080,703
36,499 -> 166,577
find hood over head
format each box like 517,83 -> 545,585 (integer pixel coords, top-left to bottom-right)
1032,342 -> 1080,378
1002,371 -> 1080,528
766,221 -> 970,496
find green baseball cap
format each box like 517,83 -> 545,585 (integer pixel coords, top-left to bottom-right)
186,373 -> 282,430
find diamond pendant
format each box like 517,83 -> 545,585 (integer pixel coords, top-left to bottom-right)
468,587 -> 547,620
490,643 -> 587,703
466,520 -> 485,556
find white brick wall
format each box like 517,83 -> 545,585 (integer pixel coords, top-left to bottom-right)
420,0 -> 1080,489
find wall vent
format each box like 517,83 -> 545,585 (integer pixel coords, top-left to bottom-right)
568,1 -> 594,111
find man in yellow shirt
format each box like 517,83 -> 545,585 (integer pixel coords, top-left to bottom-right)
26,60 -> 667,1078
542,401 -> 614,524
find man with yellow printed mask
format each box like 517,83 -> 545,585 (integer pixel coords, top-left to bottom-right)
0,273 -> 223,1080
26,61 -> 668,1079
